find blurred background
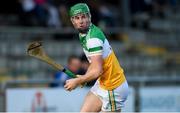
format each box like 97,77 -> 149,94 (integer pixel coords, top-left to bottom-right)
0,0 -> 180,112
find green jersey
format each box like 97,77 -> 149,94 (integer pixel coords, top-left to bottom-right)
79,24 -> 126,90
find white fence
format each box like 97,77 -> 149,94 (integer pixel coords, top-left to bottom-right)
6,87 -> 135,112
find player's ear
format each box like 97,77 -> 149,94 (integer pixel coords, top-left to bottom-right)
88,13 -> 91,18
88,13 -> 91,21
71,18 -> 75,25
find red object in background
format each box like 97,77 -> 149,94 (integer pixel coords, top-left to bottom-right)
34,0 -> 46,5
31,91 -> 47,112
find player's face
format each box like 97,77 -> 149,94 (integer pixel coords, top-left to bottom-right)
71,13 -> 91,33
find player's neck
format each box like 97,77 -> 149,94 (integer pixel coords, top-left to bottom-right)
79,28 -> 88,36
79,23 -> 92,36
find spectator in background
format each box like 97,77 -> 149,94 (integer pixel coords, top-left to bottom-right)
49,55 -> 81,87
129,0 -> 151,28
18,0 -> 37,26
58,4 -> 72,27
169,0 -> 177,12
98,3 -> 118,28
34,0 -> 49,26
152,0 -> 169,18
87,1 -> 101,26
46,3 -> 61,28
18,0 -> 49,26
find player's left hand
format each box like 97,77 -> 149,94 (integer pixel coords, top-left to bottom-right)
64,78 -> 81,91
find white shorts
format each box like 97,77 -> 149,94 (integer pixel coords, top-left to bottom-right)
90,81 -> 129,111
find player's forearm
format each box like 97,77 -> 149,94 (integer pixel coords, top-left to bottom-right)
79,64 -> 102,84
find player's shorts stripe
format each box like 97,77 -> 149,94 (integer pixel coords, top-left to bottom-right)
112,90 -> 117,110
108,91 -> 112,111
88,46 -> 102,52
108,90 -> 116,111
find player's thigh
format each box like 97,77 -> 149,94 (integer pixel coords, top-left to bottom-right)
80,91 -> 102,112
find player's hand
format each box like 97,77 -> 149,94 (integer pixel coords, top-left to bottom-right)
64,77 -> 81,91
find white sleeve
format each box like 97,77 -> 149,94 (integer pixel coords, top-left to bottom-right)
86,38 -> 103,56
